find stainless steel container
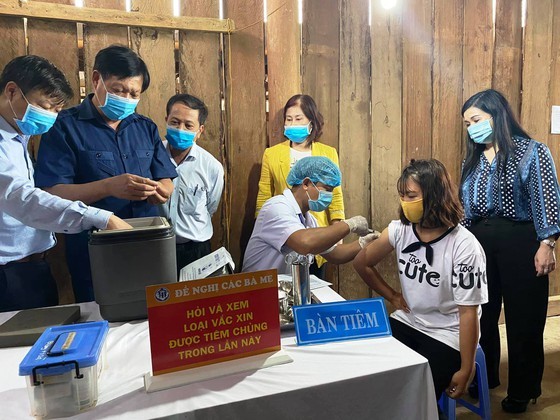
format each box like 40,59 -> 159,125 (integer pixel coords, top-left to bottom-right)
285,253 -> 314,306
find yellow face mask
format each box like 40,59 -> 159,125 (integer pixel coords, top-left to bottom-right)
400,198 -> 423,224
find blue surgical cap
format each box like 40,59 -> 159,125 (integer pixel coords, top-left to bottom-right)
286,156 -> 342,188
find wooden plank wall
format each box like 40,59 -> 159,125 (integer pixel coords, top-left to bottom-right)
83,0 -> 129,94
178,0 -> 226,251
0,13 -> 25,70
301,0 -> 341,289
550,0 -> 560,244
223,0 -> 267,266
266,0 -> 301,146
550,0 -> 560,296
462,0 -> 494,102
521,0 -> 553,144
27,0 -> 80,106
432,0 -> 463,182
370,0 -> 403,309
402,0 -> 433,164
301,0 -> 339,150
130,0 -> 175,138
337,0 -> 371,299
493,0 -> 523,118
521,0 -> 560,297
4,0 -> 560,300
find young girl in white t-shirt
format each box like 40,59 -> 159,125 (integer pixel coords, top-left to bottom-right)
354,159 -> 488,413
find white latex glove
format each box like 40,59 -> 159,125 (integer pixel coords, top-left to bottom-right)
359,231 -> 381,248
342,216 -> 369,236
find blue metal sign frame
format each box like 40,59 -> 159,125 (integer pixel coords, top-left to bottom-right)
293,298 -> 391,345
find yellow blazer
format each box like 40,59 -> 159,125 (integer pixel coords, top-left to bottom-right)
256,141 -> 345,267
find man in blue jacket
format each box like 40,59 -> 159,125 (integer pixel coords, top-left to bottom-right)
35,45 -> 177,302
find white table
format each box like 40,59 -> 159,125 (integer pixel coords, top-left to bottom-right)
0,302 -> 437,419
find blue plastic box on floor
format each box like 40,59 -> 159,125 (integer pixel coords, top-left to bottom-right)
18,321 -> 109,418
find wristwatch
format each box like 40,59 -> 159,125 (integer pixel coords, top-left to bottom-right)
542,239 -> 556,249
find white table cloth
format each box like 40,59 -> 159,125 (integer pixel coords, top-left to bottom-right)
0,302 -> 437,419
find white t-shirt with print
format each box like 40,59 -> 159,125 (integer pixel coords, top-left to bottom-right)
388,220 -> 488,350
290,148 -> 312,168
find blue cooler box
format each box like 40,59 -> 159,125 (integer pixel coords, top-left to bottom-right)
19,321 -> 109,418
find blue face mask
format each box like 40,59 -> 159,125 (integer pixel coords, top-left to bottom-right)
166,126 -> 197,150
307,181 -> 333,212
10,91 -> 58,135
284,122 -> 312,144
97,77 -> 139,121
467,118 -> 493,144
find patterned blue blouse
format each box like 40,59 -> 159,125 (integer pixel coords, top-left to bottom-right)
461,136 -> 560,240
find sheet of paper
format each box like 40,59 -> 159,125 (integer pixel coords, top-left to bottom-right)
179,247 -> 235,281
277,274 -> 332,290
309,275 -> 333,290
551,105 -> 560,134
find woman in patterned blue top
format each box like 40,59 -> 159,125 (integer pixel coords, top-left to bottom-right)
460,89 -> 560,414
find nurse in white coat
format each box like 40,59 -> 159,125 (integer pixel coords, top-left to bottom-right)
243,156 -> 377,275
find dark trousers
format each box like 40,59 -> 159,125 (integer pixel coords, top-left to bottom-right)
0,260 -> 58,312
176,240 -> 211,278
469,218 -> 548,399
390,318 -> 461,400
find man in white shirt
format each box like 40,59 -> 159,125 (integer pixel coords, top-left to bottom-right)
0,55 -> 130,311
159,94 -> 224,276
243,156 -> 377,275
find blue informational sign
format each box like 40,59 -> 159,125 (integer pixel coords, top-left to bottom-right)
293,298 -> 391,346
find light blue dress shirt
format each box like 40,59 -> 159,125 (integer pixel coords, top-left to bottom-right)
160,142 -> 224,243
0,115 -> 112,264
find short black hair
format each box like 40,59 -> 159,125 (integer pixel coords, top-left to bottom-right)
0,55 -> 73,104
166,93 -> 208,125
93,45 -> 150,92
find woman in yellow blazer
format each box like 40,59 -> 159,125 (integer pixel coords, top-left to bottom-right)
256,94 -> 345,278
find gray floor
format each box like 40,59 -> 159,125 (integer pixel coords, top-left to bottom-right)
457,316 -> 560,419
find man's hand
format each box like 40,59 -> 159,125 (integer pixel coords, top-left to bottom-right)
147,181 -> 173,205
342,216 -> 370,236
359,231 -> 381,248
105,174 -> 158,201
105,215 -> 133,230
